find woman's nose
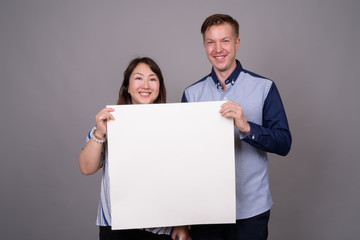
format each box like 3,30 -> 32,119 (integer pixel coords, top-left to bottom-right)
143,79 -> 150,88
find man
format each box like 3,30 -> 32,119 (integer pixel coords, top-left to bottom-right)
182,14 -> 292,240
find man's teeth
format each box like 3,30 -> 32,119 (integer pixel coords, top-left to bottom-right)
215,56 -> 224,59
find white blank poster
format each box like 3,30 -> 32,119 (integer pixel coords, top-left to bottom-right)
107,101 -> 235,230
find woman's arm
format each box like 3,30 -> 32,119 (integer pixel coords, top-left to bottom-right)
78,107 -> 115,175
78,132 -> 104,175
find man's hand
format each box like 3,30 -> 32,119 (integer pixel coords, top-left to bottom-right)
220,100 -> 250,135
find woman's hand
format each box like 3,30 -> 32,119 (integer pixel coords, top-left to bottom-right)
78,107 -> 115,175
171,226 -> 191,240
95,107 -> 115,137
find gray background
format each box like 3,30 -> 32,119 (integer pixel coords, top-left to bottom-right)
1,0 -> 359,239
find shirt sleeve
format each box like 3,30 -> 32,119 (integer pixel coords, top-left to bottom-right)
242,82 -> 292,156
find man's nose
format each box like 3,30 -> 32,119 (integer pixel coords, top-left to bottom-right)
215,42 -> 222,52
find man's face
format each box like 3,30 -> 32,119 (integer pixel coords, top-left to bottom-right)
203,23 -> 240,75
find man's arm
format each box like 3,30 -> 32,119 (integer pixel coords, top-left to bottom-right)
242,83 -> 291,156
220,83 -> 291,156
181,91 -> 188,103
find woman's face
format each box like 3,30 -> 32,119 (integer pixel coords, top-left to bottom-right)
128,63 -> 160,104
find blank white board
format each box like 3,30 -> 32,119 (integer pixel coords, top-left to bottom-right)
107,101 -> 235,230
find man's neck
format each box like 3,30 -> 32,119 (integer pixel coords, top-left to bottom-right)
214,62 -> 237,91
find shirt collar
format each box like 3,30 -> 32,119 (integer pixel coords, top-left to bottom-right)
211,60 -> 243,88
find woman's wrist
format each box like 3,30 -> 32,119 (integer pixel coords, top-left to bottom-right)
94,129 -> 106,139
90,128 -> 106,143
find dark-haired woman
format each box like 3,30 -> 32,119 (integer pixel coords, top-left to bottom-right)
78,57 -> 189,240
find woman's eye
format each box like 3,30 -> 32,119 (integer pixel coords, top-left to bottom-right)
150,78 -> 157,81
135,77 -> 142,80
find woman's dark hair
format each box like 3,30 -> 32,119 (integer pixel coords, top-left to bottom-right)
116,57 -> 166,105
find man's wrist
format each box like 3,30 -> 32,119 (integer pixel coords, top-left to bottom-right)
242,123 -> 251,135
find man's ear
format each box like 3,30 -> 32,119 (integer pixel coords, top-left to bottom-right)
236,37 -> 240,50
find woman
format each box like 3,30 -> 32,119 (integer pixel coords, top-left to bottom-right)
78,57 -> 189,240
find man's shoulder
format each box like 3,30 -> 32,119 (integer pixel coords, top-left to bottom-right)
181,74 -> 214,102
184,74 -> 211,92
240,69 -> 274,90
242,69 -> 271,82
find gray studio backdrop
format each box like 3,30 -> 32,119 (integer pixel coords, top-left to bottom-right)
1,0 -> 359,239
